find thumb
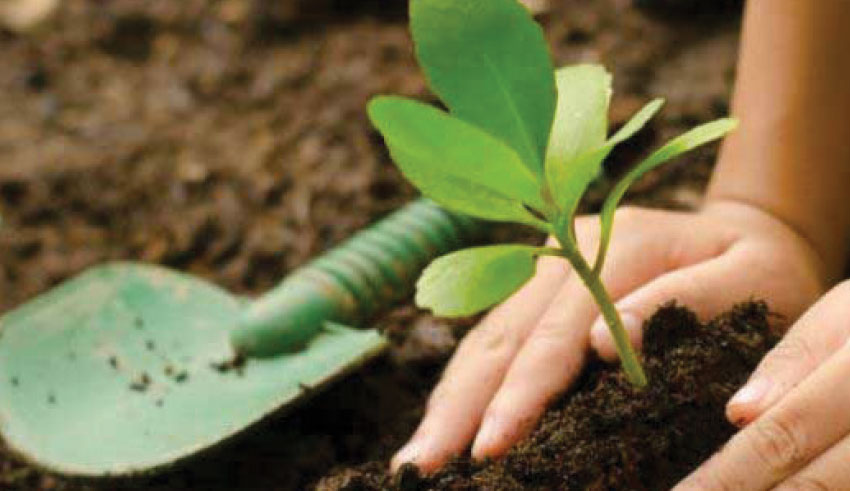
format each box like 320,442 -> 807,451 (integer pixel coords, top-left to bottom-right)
589,250 -> 757,363
725,281 -> 850,427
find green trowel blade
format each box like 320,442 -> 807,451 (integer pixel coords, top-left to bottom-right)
0,262 -> 386,477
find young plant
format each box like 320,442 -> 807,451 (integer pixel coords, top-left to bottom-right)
368,0 -> 737,387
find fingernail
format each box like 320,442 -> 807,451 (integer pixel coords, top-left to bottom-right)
471,418 -> 502,459
591,312 -> 642,347
729,378 -> 771,411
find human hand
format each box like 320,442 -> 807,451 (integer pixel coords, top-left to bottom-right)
676,280 -> 850,490
391,200 -> 826,473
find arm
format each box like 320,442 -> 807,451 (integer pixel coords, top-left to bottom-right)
676,2 -> 850,488
709,0 -> 850,282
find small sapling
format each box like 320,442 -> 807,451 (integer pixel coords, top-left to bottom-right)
368,0 -> 737,387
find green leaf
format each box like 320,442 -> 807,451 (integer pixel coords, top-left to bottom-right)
368,97 -> 548,228
411,0 -> 556,177
550,98 -> 665,227
392,158 -> 548,229
607,98 -> 665,148
593,118 -> 739,272
369,97 -> 544,206
416,245 -> 539,317
545,65 -> 612,176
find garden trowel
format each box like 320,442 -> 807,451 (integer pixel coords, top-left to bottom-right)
0,199 -> 482,478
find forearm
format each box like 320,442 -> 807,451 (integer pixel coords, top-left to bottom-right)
707,0 -> 850,281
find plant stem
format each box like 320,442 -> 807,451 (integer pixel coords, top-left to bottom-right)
581,266 -> 648,387
556,238 -> 648,388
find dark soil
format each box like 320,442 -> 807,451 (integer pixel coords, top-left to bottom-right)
634,0 -> 743,17
317,302 -> 777,491
0,0 -> 742,489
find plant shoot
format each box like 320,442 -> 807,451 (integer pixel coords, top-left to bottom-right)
368,0 -> 737,387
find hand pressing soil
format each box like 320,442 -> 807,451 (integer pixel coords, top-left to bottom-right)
317,301 -> 776,491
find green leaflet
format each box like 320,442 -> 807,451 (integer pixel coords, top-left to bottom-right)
593,118 -> 739,273
545,65 -> 612,186
550,96 -> 665,223
368,96 -> 548,229
411,0 -> 556,177
389,156 -> 547,229
416,245 -> 540,317
607,99 -> 666,148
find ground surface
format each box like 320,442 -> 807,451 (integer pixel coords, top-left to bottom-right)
0,0 -> 741,489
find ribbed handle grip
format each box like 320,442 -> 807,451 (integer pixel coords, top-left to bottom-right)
230,199 -> 483,357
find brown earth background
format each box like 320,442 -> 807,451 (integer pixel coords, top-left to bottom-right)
0,0 -> 740,489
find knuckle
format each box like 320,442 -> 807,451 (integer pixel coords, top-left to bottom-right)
664,236 -> 691,270
461,322 -> 514,358
533,318 -> 565,336
747,411 -> 809,474
662,230 -> 718,271
530,318 -> 573,346
776,476 -> 831,491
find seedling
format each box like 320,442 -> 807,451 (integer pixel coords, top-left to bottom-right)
368,0 -> 737,386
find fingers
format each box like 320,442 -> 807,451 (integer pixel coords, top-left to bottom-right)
391,252 -> 568,472
775,433 -> 850,491
469,276 -> 592,458
675,336 -> 850,491
727,280 -> 850,426
590,247 -> 749,362
470,234 -> 675,459
590,239 -> 816,363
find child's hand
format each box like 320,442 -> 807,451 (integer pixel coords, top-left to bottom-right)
676,281 -> 850,490
392,200 -> 826,473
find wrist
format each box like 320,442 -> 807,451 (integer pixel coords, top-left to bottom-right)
703,195 -> 846,286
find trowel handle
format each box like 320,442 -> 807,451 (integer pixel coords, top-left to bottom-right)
230,199 -> 484,357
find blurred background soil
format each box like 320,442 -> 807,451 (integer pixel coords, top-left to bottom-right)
0,0 -> 741,489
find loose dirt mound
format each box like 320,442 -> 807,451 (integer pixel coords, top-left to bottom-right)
318,303 -> 775,491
